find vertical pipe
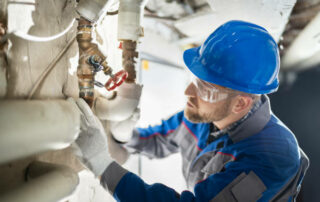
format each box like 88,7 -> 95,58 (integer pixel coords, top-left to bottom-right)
76,17 -> 114,106
118,0 -> 148,83
122,40 -> 138,83
77,18 -> 96,107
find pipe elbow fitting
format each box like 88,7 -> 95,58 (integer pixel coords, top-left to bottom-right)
94,82 -> 143,121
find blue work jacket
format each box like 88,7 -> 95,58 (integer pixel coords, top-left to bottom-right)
100,95 -> 309,201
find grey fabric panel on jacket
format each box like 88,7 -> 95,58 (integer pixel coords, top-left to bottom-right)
100,162 -> 129,194
210,171 -> 266,202
270,149 -> 310,202
125,127 -> 181,159
210,172 -> 247,202
200,152 -> 235,179
231,171 -> 266,202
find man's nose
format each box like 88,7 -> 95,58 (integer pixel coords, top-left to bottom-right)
184,82 -> 197,97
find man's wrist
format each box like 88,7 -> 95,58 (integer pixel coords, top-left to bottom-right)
100,161 -> 129,195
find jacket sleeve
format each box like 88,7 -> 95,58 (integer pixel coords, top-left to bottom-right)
100,147 -> 301,202
124,111 -> 184,158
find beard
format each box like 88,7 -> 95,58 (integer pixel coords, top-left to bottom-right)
184,98 -> 232,123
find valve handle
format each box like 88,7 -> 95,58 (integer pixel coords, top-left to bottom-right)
105,70 -> 128,91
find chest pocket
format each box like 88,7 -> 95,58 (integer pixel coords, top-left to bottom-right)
201,152 -> 235,178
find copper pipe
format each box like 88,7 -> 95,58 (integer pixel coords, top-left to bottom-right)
76,17 -> 113,107
122,40 -> 138,83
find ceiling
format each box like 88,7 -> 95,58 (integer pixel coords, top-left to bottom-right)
141,0 -> 320,72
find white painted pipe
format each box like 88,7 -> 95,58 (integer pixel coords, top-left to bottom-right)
118,0 -> 148,41
0,100 -> 80,164
109,108 -> 139,142
76,0 -> 112,22
0,161 -> 79,202
94,82 -> 142,121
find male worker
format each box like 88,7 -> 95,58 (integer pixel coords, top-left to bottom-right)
71,21 -> 309,201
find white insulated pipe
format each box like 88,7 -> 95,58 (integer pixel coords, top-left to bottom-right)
118,0 -> 148,41
0,161 -> 79,202
94,82 -> 142,121
76,0 -> 112,22
0,100 -> 80,164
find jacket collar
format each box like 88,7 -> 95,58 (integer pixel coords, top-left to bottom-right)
228,95 -> 271,143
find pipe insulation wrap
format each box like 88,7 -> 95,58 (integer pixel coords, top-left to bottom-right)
94,82 -> 143,121
0,161 -> 79,202
118,0 -> 148,41
110,113 -> 139,142
0,100 -> 81,164
76,0 -> 111,22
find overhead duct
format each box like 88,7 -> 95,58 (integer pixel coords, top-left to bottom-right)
281,1 -> 320,71
282,12 -> 320,71
0,161 -> 79,202
0,100 -> 80,164
174,0 -> 296,45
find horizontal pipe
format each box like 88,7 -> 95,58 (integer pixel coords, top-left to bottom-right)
282,12 -> 320,71
0,100 -> 80,164
0,161 -> 79,202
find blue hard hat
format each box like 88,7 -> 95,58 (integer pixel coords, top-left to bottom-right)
183,20 -> 280,94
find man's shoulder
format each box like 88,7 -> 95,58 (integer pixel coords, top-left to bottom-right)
236,114 -> 300,161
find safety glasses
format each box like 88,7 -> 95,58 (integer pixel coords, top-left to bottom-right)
191,76 -> 233,103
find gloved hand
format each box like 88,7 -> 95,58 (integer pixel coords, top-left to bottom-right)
69,98 -> 113,177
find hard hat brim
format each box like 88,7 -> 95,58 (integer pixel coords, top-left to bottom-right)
183,47 -> 224,87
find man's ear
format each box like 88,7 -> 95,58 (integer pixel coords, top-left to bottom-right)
232,95 -> 253,114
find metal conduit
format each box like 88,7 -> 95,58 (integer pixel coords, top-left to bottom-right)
0,100 -> 80,164
0,161 -> 79,202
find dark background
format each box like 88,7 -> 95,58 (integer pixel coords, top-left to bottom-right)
269,66 -> 320,202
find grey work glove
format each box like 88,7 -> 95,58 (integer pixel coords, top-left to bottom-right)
69,98 -> 113,177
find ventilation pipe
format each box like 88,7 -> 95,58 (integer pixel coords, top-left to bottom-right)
0,161 -> 79,202
0,100 -> 80,164
282,8 -> 320,71
76,0 -> 128,107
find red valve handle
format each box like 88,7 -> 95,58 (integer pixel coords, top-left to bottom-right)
105,70 -> 128,91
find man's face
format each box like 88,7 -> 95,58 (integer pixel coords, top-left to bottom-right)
184,82 -> 234,123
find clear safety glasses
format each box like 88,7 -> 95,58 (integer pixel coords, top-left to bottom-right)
191,77 -> 233,103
